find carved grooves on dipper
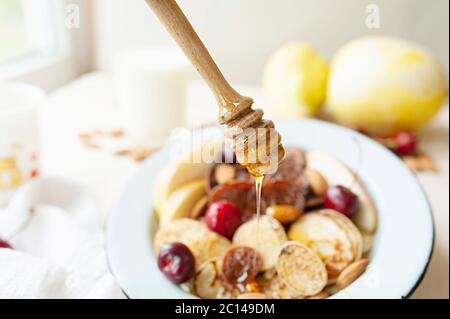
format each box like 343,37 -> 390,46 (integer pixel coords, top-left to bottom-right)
220,100 -> 285,176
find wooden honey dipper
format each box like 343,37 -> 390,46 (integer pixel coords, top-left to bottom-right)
145,0 -> 285,176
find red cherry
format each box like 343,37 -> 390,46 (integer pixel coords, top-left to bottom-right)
205,200 -> 242,239
157,243 -> 195,284
324,185 -> 359,218
30,169 -> 39,178
393,132 -> 416,155
0,238 -> 13,249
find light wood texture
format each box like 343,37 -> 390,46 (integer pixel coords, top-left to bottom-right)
144,0 -> 252,111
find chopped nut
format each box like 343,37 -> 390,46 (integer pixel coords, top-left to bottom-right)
115,148 -> 132,156
190,196 -> 209,219
80,136 -> 100,149
109,129 -> 125,138
336,258 -> 369,290
266,205 -> 302,224
403,153 -> 439,173
214,164 -> 236,184
131,146 -> 153,162
418,154 -> 439,172
305,169 -> 328,196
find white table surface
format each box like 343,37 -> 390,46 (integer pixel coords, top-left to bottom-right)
41,72 -> 448,299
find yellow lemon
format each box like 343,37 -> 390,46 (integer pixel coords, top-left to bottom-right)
327,36 -> 448,136
263,43 -> 329,117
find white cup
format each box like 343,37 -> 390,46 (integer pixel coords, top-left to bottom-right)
0,83 -> 45,206
113,48 -> 191,143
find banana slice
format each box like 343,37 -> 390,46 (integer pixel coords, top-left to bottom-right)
154,218 -> 231,269
306,150 -> 378,233
320,209 -> 363,261
153,141 -> 220,216
362,231 -> 375,254
232,215 -> 287,270
276,241 -> 328,297
193,259 -> 225,299
159,179 -> 206,228
288,212 -> 355,277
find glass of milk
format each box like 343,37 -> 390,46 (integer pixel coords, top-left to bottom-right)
0,83 -> 45,206
113,48 -> 191,143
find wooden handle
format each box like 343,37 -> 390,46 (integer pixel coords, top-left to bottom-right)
144,0 -> 252,110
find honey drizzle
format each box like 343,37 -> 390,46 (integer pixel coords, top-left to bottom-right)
254,175 -> 264,243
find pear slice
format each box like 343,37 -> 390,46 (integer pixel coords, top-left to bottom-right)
194,258 -> 225,299
153,141 -> 221,216
233,215 -> 288,270
288,212 -> 356,277
159,179 -> 207,228
306,150 -> 377,233
276,241 -> 328,297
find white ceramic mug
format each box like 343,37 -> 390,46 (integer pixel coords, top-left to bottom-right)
0,83 -> 45,206
113,48 -> 191,143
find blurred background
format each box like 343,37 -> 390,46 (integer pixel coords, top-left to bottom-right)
0,0 -> 448,299
1,0 -> 448,89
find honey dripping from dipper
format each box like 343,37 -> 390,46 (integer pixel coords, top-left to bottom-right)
145,0 -> 286,238
220,99 -> 286,242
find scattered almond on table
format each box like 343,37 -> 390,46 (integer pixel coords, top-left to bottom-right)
402,153 -> 439,173
109,129 -> 125,138
114,148 -> 132,156
77,129 -> 156,162
115,146 -> 156,162
78,134 -> 100,149
131,146 -> 155,162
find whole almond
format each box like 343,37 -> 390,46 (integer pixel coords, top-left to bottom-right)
307,291 -> 329,299
306,196 -> 324,209
266,205 -> 302,224
305,169 -> 328,196
336,258 -> 369,290
190,196 -> 209,219
214,164 -> 236,184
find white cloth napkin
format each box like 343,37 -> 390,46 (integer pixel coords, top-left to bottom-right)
0,177 -> 125,299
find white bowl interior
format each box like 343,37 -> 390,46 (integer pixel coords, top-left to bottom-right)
106,119 -> 434,299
